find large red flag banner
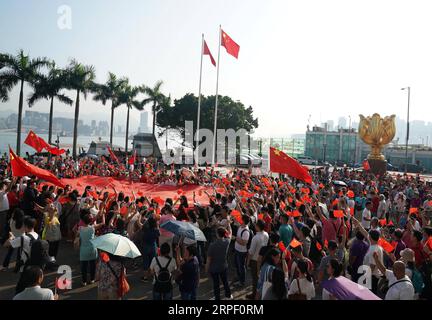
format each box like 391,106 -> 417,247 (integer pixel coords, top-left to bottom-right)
58,175 -> 213,205
221,29 -> 240,59
9,148 -> 65,188
269,147 -> 312,184
203,40 -> 216,67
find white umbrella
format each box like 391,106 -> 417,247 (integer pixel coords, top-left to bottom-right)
91,233 -> 141,258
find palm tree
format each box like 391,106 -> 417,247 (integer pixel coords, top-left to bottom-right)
0,50 -> 50,155
0,53 -> 12,102
93,72 -> 127,146
117,81 -> 141,153
138,80 -> 166,156
28,64 -> 73,144
65,59 -> 96,159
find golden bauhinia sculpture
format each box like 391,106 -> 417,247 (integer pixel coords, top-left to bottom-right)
358,113 -> 396,161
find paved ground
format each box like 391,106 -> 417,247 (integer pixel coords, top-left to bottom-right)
0,240 -> 252,300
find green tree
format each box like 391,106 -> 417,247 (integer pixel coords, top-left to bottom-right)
137,80 -> 167,156
0,50 -> 50,155
28,63 -> 73,144
93,72 -> 128,146
157,93 -> 258,148
0,53 -> 13,102
65,59 -> 96,159
117,81 -> 141,152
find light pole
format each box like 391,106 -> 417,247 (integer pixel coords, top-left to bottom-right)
401,87 -> 410,173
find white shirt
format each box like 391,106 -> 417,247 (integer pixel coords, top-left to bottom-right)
248,231 -> 269,261
150,255 -> 177,284
377,200 -> 386,219
385,270 -> 415,300
0,190 -> 9,212
227,199 -> 237,210
288,278 -> 316,300
362,208 -> 371,229
235,226 -> 250,253
13,286 -> 54,300
319,203 -> 329,219
10,232 -> 40,269
363,244 -> 384,277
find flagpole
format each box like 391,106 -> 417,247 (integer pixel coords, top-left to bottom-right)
212,25 -> 222,165
195,34 -> 204,166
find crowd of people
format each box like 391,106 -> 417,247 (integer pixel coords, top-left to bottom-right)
0,153 -> 432,301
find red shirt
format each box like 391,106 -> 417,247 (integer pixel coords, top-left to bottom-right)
7,192 -> 19,208
263,214 -> 272,233
409,243 -> 426,268
321,218 -> 343,243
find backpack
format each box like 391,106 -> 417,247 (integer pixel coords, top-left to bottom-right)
14,233 -> 37,273
26,234 -> 50,269
153,257 -> 173,293
241,228 -> 254,250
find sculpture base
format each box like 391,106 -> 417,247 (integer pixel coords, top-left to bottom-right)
368,158 -> 387,176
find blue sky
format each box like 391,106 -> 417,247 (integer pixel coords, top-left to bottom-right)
1,0 -> 432,137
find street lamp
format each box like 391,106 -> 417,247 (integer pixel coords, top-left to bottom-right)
401,87 -> 410,174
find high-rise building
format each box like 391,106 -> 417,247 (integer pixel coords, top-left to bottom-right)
139,111 -> 150,133
338,117 -> 347,129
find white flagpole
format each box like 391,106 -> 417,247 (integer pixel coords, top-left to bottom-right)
195,34 -> 204,166
212,25 -> 222,165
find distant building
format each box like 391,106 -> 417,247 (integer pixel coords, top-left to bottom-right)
139,111 -> 150,133
98,121 -> 109,136
305,125 -> 363,165
337,117 -> 347,129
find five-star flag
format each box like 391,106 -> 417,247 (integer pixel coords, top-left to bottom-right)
221,29 -> 240,59
24,130 -> 45,153
203,40 -> 216,67
269,147 -> 313,184
9,147 -> 65,187
24,130 -> 65,155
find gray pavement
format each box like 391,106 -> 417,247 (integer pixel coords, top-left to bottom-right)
0,240 -> 252,300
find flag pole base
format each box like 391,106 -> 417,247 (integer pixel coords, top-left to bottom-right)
367,158 -> 387,176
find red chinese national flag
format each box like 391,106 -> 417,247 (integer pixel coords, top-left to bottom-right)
269,147 -> 312,184
221,29 -> 240,59
24,130 -> 44,153
107,146 -> 120,163
203,40 -> 216,67
9,148 -> 65,188
45,145 -> 65,156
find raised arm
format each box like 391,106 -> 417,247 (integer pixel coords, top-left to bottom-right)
351,216 -> 369,243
